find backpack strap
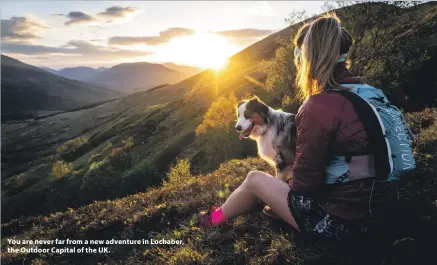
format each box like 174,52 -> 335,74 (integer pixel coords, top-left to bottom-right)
329,89 -> 391,181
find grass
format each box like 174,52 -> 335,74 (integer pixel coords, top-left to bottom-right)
1,108 -> 436,265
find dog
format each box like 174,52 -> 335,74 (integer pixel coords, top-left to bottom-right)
235,96 -> 296,181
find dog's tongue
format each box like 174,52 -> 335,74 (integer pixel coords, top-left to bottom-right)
239,132 -> 245,140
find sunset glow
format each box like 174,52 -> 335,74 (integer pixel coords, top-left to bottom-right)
159,33 -> 238,69
0,1 -> 324,68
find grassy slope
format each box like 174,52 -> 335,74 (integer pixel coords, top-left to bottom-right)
2,1 -> 436,223
1,109 -> 436,265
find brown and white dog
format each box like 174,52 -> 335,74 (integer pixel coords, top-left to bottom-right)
235,96 -> 296,181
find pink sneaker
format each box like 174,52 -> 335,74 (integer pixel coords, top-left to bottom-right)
197,206 -> 217,227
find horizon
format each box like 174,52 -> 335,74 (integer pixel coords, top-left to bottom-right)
1,1 -> 324,69
37,59 -> 207,71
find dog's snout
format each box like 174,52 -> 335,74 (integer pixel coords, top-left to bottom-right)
235,125 -> 242,132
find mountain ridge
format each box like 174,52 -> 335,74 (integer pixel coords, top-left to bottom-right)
38,62 -> 200,94
1,54 -> 122,121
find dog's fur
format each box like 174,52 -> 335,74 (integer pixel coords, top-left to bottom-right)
235,96 -> 296,181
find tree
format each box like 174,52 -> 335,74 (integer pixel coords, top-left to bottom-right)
263,1 -> 435,110
195,93 -> 257,168
284,10 -> 310,25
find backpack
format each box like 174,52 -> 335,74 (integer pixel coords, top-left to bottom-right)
324,83 -> 416,184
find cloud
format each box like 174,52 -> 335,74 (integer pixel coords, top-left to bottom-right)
108,27 -> 273,48
98,6 -> 143,22
53,6 -> 142,26
213,28 -> 274,38
53,11 -> 97,26
109,27 -> 195,46
213,28 -> 275,47
1,40 -> 152,61
1,16 -> 48,43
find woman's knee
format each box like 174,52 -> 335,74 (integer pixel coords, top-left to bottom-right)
245,171 -> 268,187
246,170 -> 261,180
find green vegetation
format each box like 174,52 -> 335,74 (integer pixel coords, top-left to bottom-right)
165,159 -> 195,186
50,160 -> 73,179
2,0 -> 435,222
57,136 -> 89,155
1,3 -> 436,265
1,110 -> 436,264
262,1 -> 437,111
194,94 -> 257,170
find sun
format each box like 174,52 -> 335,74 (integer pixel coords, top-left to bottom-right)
163,33 -> 238,70
208,56 -> 227,70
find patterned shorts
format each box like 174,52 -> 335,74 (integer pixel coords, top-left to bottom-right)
287,191 -> 368,239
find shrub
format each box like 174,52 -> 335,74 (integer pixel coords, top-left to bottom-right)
120,160 -> 162,193
195,93 -> 238,136
101,142 -> 113,153
81,159 -> 161,201
168,247 -> 203,265
109,147 -> 132,170
165,159 -> 195,186
57,136 -> 89,155
88,153 -> 103,164
122,136 -> 134,149
51,160 -> 73,179
193,94 -> 257,171
80,160 -> 119,199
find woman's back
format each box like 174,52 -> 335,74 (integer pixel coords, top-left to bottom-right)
290,63 -> 398,220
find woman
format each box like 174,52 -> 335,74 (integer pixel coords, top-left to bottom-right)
197,14 -> 398,239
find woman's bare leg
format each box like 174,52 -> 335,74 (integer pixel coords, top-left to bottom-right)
221,171 -> 299,230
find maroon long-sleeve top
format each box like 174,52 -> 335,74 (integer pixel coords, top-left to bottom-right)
289,63 -> 398,220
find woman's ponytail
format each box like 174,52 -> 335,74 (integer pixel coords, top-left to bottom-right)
294,14 -> 345,100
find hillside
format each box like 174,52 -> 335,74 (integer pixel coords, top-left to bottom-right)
40,66 -> 58,75
1,109 -> 436,265
1,55 -> 122,121
1,3 -> 437,264
162,63 -> 203,76
1,1 -> 436,223
56,66 -> 100,81
83,62 -> 189,93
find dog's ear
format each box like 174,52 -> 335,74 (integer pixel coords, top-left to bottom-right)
246,97 -> 269,123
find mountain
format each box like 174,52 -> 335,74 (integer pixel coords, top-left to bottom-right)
39,64 -> 199,93
96,66 -> 108,72
1,3 -> 437,265
162,62 -> 203,76
1,55 -> 122,121
40,66 -> 58,74
83,62 -> 188,93
56,66 -> 100,80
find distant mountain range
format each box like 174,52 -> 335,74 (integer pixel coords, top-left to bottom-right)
1,55 -> 122,121
41,63 -> 203,94
162,63 -> 203,76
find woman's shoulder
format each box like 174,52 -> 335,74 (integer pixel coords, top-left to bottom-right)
295,92 -> 348,130
299,92 -> 347,115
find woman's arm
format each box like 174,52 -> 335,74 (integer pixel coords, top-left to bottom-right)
289,94 -> 341,197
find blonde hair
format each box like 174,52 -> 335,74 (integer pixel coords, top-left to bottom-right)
295,14 -> 343,100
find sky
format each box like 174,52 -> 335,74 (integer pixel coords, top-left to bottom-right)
1,1 -> 325,69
